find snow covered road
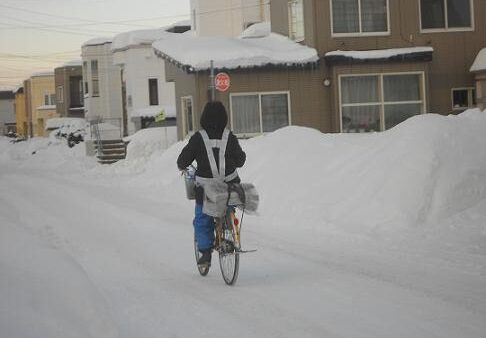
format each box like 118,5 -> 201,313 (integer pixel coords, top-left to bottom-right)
2,162 -> 485,338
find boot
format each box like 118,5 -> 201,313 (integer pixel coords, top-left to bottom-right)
197,249 -> 212,267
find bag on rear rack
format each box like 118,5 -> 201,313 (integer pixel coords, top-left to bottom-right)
202,180 -> 259,217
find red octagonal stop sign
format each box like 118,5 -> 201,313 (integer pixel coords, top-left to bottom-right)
215,72 -> 230,92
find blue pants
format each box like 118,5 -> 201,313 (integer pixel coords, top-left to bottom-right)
193,203 -> 214,251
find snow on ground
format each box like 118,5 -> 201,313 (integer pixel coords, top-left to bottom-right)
1,110 -> 486,338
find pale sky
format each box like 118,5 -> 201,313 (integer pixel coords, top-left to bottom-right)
0,0 -> 190,89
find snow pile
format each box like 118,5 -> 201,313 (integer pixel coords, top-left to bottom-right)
124,127 -> 177,162
239,21 -> 271,39
152,31 -> 318,71
470,47 -> 486,72
0,137 -> 96,171
112,28 -> 170,52
325,47 -> 433,60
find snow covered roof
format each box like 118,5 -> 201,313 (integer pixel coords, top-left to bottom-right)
112,28 -> 171,52
31,71 -> 54,78
470,48 -> 486,72
325,47 -> 434,64
37,105 -> 56,110
131,105 -> 176,119
82,37 -> 112,47
239,22 -> 271,39
62,59 -> 82,67
152,29 -> 318,72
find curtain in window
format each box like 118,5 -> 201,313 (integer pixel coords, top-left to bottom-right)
261,94 -> 289,132
232,95 -> 260,134
341,76 -> 379,104
421,0 -> 445,29
383,74 -> 420,102
333,0 -> 359,33
361,0 -> 387,32
447,0 -> 471,28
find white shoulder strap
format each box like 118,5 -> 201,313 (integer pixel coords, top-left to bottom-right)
199,129 -> 230,179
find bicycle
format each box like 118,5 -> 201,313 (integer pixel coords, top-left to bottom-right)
184,167 -> 255,285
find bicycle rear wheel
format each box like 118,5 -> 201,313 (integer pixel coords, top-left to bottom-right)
218,229 -> 239,285
194,238 -> 210,276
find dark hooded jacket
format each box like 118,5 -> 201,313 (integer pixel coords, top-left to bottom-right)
177,102 -> 246,203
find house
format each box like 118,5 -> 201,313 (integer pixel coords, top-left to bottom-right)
54,60 -> 84,118
270,0 -> 486,132
0,90 -> 15,135
110,22 -> 190,136
470,47 -> 486,110
190,0 -> 270,37
81,37 -> 124,138
14,87 -> 28,138
160,0 -> 485,139
24,72 -> 58,137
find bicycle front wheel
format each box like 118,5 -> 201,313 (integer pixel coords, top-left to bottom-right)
218,229 -> 239,285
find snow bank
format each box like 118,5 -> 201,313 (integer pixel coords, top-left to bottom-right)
124,127 -> 177,161
325,47 -> 433,60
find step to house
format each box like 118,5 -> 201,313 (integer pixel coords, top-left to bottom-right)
94,139 -> 128,164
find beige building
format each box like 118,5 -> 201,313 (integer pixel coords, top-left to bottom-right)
14,87 -> 28,138
26,72 -> 58,137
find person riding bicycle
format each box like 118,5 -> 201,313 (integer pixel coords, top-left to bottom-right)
177,101 -> 246,267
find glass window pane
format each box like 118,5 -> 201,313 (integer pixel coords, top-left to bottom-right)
447,0 -> 471,28
361,0 -> 388,32
342,105 -> 381,132
452,89 -> 469,108
231,95 -> 260,134
289,0 -> 305,41
332,0 -> 359,33
341,76 -> 379,104
383,74 -> 421,102
384,103 -> 422,129
261,94 -> 289,132
421,0 -> 445,29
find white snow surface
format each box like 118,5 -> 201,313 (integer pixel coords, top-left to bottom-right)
1,110 -> 486,338
325,46 -> 434,59
470,47 -> 486,72
152,31 -> 318,70
239,21 -> 271,39
82,37 -> 113,47
62,59 -> 83,67
31,70 -> 54,77
111,28 -> 170,52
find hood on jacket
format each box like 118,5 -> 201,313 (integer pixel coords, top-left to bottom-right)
200,101 -> 228,133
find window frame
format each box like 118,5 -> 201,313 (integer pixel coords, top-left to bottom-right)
148,78 -> 159,106
288,0 -> 305,42
330,0 -> 391,37
338,71 -> 426,132
181,95 -> 194,137
91,59 -> 100,97
419,0 -> 475,33
56,85 -> 64,104
451,87 -> 476,110
229,90 -> 292,138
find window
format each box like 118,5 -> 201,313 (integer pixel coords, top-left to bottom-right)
452,88 -> 476,110
56,86 -> 64,103
83,61 -> 88,95
331,0 -> 389,36
230,92 -> 290,136
420,0 -> 473,31
91,60 -> 99,97
340,73 -> 425,132
148,78 -> 159,106
181,96 -> 194,136
44,93 -> 56,106
288,0 -> 305,41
